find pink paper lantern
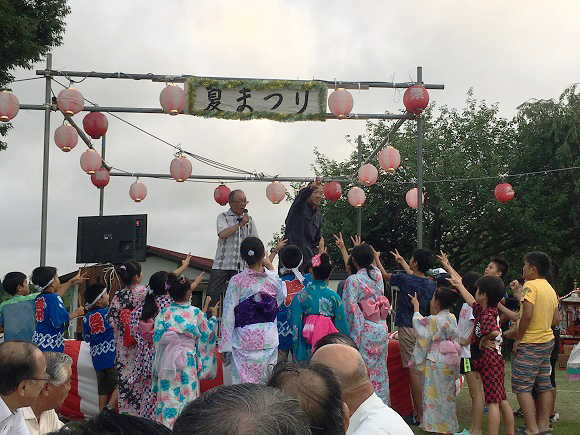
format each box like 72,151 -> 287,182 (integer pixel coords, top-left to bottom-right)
79,149 -> 102,174
323,181 -> 342,202
214,184 -> 231,206
403,85 -> 429,115
82,112 -> 108,139
129,178 -> 147,202
347,187 -> 366,207
0,91 -> 19,122
91,167 -> 110,188
54,124 -> 78,152
378,146 -> 401,172
328,88 -> 354,118
495,183 -> 515,203
57,87 -> 84,115
170,156 -> 192,182
406,187 -> 425,209
266,181 -> 286,204
160,84 -> 186,115
358,163 -> 379,186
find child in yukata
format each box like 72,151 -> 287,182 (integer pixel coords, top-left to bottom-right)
219,236 -> 286,384
409,287 -> 461,434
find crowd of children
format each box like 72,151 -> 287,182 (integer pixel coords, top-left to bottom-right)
0,233 -> 562,434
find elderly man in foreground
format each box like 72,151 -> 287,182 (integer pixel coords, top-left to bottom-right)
0,341 -> 48,434
22,352 -> 72,435
312,343 -> 413,435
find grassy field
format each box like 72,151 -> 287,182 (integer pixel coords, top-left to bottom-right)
411,362 -> 579,434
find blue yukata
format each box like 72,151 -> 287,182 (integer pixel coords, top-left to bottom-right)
153,301 -> 218,428
411,310 -> 460,434
277,273 -> 312,351
290,280 -> 349,361
33,292 -> 70,352
0,292 -> 39,342
82,307 -> 116,371
343,267 -> 392,405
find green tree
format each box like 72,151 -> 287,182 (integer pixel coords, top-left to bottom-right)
0,0 -> 70,150
312,87 -> 579,292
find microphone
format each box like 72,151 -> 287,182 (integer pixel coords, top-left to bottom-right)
237,209 -> 248,223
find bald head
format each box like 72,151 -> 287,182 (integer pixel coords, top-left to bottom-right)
312,344 -> 368,393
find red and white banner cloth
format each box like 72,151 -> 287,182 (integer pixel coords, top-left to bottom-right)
62,340 -> 99,419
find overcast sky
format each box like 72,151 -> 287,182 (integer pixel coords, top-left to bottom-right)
1,0 -> 579,277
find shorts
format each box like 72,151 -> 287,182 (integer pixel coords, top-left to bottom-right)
460,357 -> 473,374
206,269 -> 237,306
512,340 -> 554,395
96,368 -> 118,395
479,358 -> 507,404
398,326 -> 416,368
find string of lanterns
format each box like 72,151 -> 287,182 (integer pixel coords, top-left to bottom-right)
1,83 -> 518,207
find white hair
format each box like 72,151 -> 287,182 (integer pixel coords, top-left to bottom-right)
44,352 -> 73,386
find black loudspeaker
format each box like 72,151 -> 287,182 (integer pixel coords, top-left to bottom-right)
76,214 -> 147,264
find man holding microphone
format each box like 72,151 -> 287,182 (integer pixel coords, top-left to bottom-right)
205,189 -> 258,309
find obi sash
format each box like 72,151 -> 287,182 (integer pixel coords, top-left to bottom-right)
360,296 -> 390,324
303,315 -> 338,347
234,292 -> 277,328
432,339 -> 461,366
139,319 -> 154,345
154,330 -> 196,379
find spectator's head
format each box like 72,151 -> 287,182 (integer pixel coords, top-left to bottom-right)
34,352 -> 73,413
410,249 -> 436,274
461,271 -> 482,297
2,272 -> 28,296
475,275 -> 506,308
84,283 -> 109,312
229,189 -> 248,215
167,273 -> 191,302
173,383 -> 311,435
311,344 -> 373,417
240,237 -> 265,267
523,251 -> 552,280
49,411 -> 172,434
280,245 -> 303,271
431,286 -> 460,313
31,267 -> 60,294
268,362 -> 347,435
485,257 -> 509,280
310,253 -> 333,281
350,244 -> 376,282
314,332 -> 358,353
141,271 -> 170,321
0,341 -> 47,409
116,260 -> 142,287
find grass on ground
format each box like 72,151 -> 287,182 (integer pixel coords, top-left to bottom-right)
411,361 -> 579,434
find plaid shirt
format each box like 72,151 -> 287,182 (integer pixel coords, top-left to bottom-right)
212,208 -> 258,271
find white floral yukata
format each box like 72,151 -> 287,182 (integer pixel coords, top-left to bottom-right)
342,267 -> 391,405
219,268 -> 286,384
410,310 -> 460,434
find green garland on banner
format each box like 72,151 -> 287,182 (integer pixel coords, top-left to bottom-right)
187,77 -> 327,122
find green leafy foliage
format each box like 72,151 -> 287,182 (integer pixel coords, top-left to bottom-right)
314,87 -> 580,292
0,0 -> 71,150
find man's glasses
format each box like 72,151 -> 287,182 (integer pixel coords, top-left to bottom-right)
232,198 -> 248,204
27,375 -> 50,383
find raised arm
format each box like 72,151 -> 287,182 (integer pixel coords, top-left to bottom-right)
371,246 -> 392,281
173,253 -> 192,276
436,251 -> 462,281
391,249 -> 412,275
333,232 -> 350,271
58,270 -> 87,297
447,275 -> 475,307
268,238 -> 287,262
497,302 -> 518,322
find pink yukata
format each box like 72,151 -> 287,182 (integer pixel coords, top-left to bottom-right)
342,267 -> 391,405
219,268 -> 286,384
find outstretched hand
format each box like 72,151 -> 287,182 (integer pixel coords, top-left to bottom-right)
182,253 -> 192,268
209,301 -> 220,318
351,235 -> 362,247
437,250 -> 450,268
447,275 -> 462,289
408,292 -> 420,311
390,249 -> 405,264
275,238 -> 287,253
70,270 -> 88,285
333,232 -> 345,250
318,237 -> 327,254
191,272 -> 205,291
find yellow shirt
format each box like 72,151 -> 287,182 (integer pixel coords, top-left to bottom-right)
519,278 -> 557,343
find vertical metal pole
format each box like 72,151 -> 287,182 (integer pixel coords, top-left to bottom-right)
40,54 -> 52,266
99,134 -> 106,216
357,135 -> 362,238
416,66 -> 424,249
